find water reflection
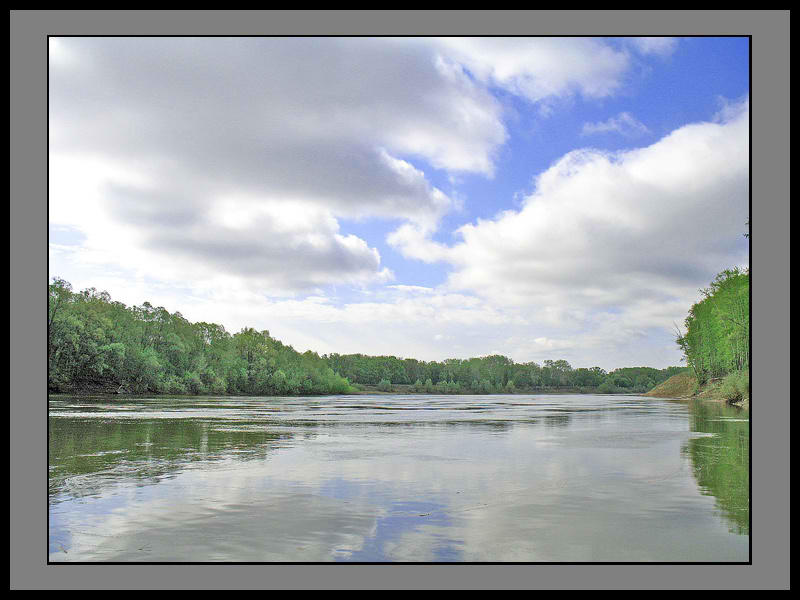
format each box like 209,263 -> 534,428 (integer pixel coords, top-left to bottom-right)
48,394 -> 749,562
48,416 -> 294,501
543,414 -> 571,428
683,400 -> 750,535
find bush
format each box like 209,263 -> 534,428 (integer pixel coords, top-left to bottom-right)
183,371 -> 206,395
377,378 -> 393,392
208,376 -> 227,395
598,378 -> 618,394
163,375 -> 187,395
718,370 -> 749,403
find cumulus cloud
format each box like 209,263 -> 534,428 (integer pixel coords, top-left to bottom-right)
627,37 -> 679,58
51,36 -> 741,370
392,98 -> 749,340
713,94 -> 750,123
582,112 -> 650,137
434,37 -> 632,103
48,37 -> 499,292
49,37 -> 663,295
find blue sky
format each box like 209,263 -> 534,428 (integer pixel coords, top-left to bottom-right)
49,37 -> 750,370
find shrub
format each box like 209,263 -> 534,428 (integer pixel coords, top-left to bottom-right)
163,375 -> 187,395
183,371 -> 206,395
209,376 -> 227,395
718,370 -> 749,403
598,378 -> 617,394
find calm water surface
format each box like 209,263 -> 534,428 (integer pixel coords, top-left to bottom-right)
48,394 -> 749,562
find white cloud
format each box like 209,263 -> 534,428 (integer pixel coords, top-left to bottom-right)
49,37 -> 662,296
49,153 -> 394,292
582,112 -> 650,137
49,37 -> 737,370
627,37 -> 679,58
713,94 -> 750,123
434,37 -> 632,103
391,99 -> 749,358
48,38 -> 497,293
386,285 -> 434,294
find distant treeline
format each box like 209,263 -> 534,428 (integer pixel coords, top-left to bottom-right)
676,267 -> 749,400
48,277 -> 685,396
325,353 -> 686,395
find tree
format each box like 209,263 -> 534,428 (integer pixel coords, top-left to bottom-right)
677,268 -> 749,385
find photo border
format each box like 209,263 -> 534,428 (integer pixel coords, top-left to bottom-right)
13,10 -> 789,589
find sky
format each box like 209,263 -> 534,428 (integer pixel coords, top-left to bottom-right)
48,36 -> 750,371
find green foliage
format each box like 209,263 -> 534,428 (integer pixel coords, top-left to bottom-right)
47,278 -> 356,397
330,353 -> 683,394
163,375 -> 188,395
324,353 -> 679,395
48,277 -> 688,397
684,400 -> 749,534
598,378 -> 617,394
677,268 -> 749,389
716,370 -> 750,403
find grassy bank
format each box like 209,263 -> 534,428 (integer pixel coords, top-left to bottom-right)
698,370 -> 749,408
645,371 -> 749,408
644,374 -> 698,399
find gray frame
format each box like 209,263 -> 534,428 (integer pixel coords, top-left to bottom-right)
13,10 -> 789,589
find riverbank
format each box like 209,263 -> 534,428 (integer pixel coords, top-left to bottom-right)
49,387 -> 657,400
645,371 -> 749,410
353,383 -> 620,396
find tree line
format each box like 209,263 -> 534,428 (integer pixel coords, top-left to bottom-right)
675,267 -> 750,394
48,278 -> 354,396
325,353 -> 685,395
48,277 -> 685,396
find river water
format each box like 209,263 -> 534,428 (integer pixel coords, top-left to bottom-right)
48,394 -> 749,562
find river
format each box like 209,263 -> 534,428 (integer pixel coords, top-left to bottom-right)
48,394 -> 749,562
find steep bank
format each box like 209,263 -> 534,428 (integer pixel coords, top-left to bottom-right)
645,371 -> 749,409
644,374 -> 697,399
